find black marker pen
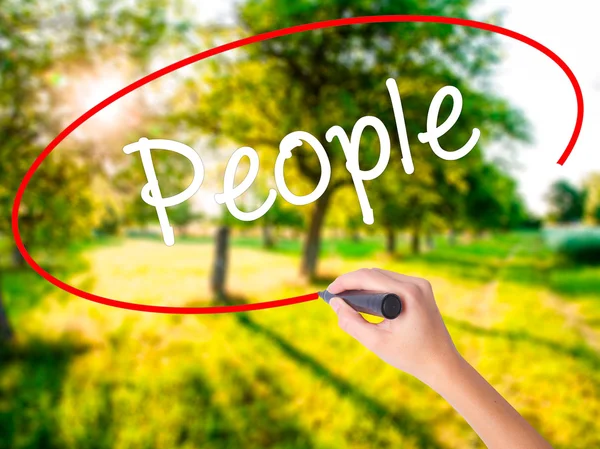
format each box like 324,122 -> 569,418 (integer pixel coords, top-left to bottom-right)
319,290 -> 402,319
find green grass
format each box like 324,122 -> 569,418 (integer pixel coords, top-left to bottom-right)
126,230 -> 388,259
1,232 -> 599,449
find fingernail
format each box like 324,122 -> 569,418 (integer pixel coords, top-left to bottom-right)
330,297 -> 342,313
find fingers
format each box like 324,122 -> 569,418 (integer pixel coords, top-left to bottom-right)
330,297 -> 382,348
373,268 -> 432,291
328,268 -> 397,293
371,268 -> 423,284
328,268 -> 424,305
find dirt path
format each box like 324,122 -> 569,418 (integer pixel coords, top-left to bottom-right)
471,244 -> 520,327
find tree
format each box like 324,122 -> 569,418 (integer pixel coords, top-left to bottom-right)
211,225 -> 230,300
464,162 -> 527,232
373,152 -> 528,255
546,180 -> 585,224
113,145 -> 204,237
175,0 -> 527,278
0,0 -> 192,341
0,0 -> 65,341
258,199 -> 304,248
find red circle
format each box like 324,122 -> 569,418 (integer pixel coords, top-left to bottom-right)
11,15 -> 584,314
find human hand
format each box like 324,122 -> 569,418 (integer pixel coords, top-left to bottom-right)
327,268 -> 460,386
328,268 -> 554,449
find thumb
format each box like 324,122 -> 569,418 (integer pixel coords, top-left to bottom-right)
330,297 -> 381,348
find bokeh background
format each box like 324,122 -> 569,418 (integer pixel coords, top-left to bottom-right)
2,0 -> 600,448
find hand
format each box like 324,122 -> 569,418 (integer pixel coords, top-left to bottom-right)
328,268 -> 554,449
327,268 -> 460,386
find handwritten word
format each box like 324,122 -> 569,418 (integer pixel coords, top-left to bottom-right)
124,78 -> 480,246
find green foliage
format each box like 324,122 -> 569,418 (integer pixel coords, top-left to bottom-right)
96,205 -> 122,236
546,180 -> 586,224
0,0 -> 54,240
464,162 -> 528,231
114,149 -> 201,229
169,201 -> 200,230
262,199 -> 304,229
18,157 -> 102,248
0,0 -> 192,253
177,0 -> 528,271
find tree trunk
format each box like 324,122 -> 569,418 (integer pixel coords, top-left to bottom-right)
448,229 -> 457,246
426,231 -> 435,250
12,244 -> 24,267
301,191 -> 332,280
211,226 -> 229,300
0,276 -> 13,342
262,224 -> 275,249
411,228 -> 421,255
178,226 -> 188,239
386,227 -> 396,255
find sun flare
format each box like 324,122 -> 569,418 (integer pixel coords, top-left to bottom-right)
55,61 -> 142,141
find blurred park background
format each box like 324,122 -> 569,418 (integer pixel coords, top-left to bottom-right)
2,0 -> 600,448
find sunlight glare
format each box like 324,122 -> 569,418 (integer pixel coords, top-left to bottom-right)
58,62 -> 141,141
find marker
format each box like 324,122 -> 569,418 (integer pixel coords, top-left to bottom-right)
319,290 -> 402,319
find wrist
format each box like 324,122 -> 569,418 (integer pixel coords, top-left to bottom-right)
421,349 -> 469,393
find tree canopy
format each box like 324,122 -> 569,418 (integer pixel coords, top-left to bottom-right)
175,0 -> 529,275
546,180 -> 586,224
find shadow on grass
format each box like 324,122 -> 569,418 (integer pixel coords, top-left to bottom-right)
186,367 -> 323,448
310,274 -> 337,286
585,319 -> 600,328
403,252 -> 501,283
228,308 -> 447,449
401,233 -> 539,285
1,245 -> 92,322
405,234 -> 600,305
176,371 -> 249,447
211,289 -> 447,447
446,317 -> 600,373
0,338 -> 92,449
547,264 -> 600,299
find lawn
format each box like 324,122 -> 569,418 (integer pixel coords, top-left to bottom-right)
1,231 -> 599,449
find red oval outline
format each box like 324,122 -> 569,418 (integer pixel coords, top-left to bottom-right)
11,15 -> 584,314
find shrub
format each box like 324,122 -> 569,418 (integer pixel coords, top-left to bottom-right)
545,226 -> 600,264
